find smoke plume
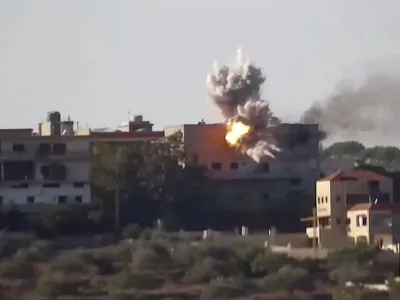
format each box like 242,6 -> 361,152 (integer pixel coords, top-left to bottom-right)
301,73 -> 400,145
206,48 -> 280,161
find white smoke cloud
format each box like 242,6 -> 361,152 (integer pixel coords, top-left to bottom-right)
206,48 -> 280,162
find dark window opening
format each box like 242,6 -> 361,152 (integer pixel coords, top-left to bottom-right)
336,196 -> 341,203
12,144 -> 25,153
211,162 -> 222,170
230,162 -> 239,170
73,182 -> 84,188
3,161 -> 35,181
10,183 -> 29,189
53,143 -> 66,155
336,218 -> 341,225
58,196 -> 67,204
0,196 -> 3,206
346,218 -> 351,225
41,164 -> 66,180
42,183 -> 61,188
290,178 -> 302,185
38,143 -> 51,155
261,162 -> 269,172
75,196 -> 83,203
347,194 -> 369,206
26,196 -> 35,204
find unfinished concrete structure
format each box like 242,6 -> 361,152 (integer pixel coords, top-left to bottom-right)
0,112 -> 91,205
164,122 -> 320,211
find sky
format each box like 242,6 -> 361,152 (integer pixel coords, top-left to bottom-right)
1,0 -> 400,130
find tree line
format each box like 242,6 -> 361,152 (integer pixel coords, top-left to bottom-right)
322,141 -> 400,171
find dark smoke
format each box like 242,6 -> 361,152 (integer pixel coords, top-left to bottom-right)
301,73 -> 400,144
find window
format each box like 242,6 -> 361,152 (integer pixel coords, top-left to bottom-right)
317,197 -> 320,204
75,196 -> 83,203
336,218 -> 341,225
0,196 -> 3,206
43,183 -> 61,188
261,162 -> 269,172
26,196 -> 35,204
230,162 -> 239,170
211,162 -> 222,170
12,144 -> 25,153
53,143 -> 66,155
58,196 -> 67,204
73,182 -> 84,188
356,214 -> 368,227
290,178 -> 302,185
346,218 -> 351,225
325,196 -> 328,203
336,196 -> 341,203
38,143 -> 51,155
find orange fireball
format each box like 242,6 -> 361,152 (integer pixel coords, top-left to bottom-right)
225,121 -> 250,146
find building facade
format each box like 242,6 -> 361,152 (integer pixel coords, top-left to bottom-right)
164,122 -> 320,211
305,170 -> 395,246
0,135 -> 91,205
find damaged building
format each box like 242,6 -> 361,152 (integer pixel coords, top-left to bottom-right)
165,122 -> 320,212
0,111 -> 91,205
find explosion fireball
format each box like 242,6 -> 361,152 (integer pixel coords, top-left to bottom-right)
206,48 -> 280,162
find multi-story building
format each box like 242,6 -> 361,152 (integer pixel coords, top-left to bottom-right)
305,170 -> 397,246
164,122 -> 320,211
0,111 -> 91,205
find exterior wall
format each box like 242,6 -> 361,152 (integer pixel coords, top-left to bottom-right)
316,181 -> 331,217
347,209 -> 370,243
0,183 -> 90,205
0,138 -> 91,205
165,123 -> 320,210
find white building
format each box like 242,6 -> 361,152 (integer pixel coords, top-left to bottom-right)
0,134 -> 91,205
0,111 -> 91,205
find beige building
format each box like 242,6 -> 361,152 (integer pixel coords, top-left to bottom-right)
306,170 -> 396,246
165,122 -> 320,211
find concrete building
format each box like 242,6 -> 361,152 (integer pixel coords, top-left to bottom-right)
305,170 -> 396,247
0,111 -> 91,205
165,122 -> 320,211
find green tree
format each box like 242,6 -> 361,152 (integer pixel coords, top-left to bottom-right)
91,131 -> 207,229
322,141 -> 366,158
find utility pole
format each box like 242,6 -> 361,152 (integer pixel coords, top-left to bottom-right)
115,149 -> 122,233
312,207 -> 317,258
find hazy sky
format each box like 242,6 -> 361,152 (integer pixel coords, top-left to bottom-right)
1,0 -> 400,130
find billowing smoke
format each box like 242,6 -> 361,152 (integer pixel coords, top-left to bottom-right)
206,48 -> 280,162
301,73 -> 400,145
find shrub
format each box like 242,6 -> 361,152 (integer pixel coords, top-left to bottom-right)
51,249 -> 94,273
13,240 -> 56,262
131,241 -> 172,270
122,224 -> 143,240
261,265 -> 310,293
200,277 -> 250,300
183,256 -> 237,284
113,270 -> 165,290
250,250 -> 292,276
0,258 -> 34,279
36,272 -> 84,297
107,289 -> 150,300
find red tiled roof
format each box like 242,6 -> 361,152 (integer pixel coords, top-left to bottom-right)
319,170 -> 388,182
347,203 -> 400,213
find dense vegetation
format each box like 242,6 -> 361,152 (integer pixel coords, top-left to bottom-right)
322,141 -> 400,171
0,228 -> 398,300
